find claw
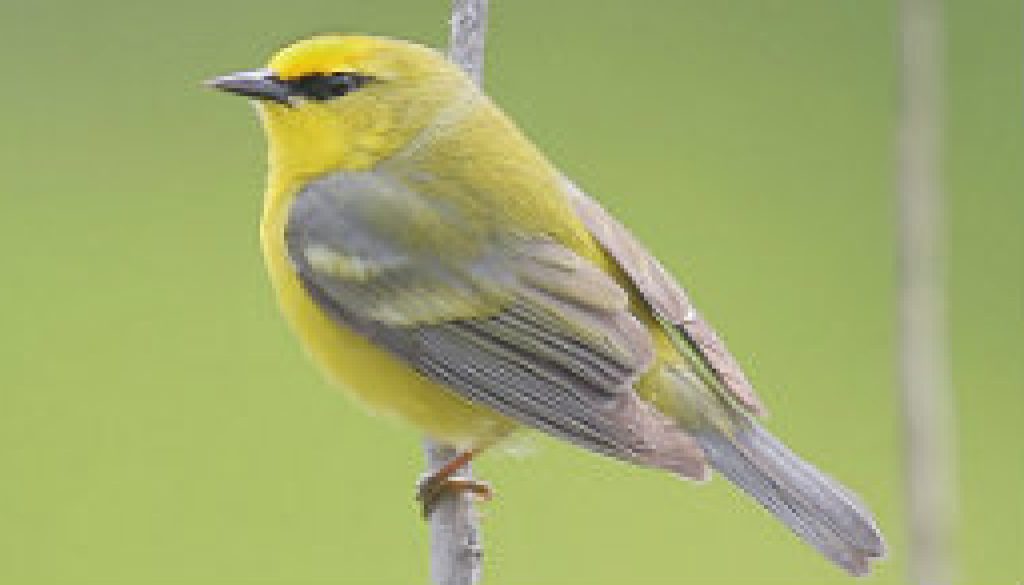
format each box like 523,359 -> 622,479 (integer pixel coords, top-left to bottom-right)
416,475 -> 493,518
415,448 -> 491,518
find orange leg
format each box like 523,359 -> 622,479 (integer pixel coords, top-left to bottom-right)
416,447 -> 493,518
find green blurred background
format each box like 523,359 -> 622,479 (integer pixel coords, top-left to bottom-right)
1,1 -> 1020,583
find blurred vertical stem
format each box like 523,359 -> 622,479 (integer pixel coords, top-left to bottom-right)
898,0 -> 956,584
423,3 -> 489,585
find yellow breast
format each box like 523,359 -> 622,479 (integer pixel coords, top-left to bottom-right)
259,182 -> 517,449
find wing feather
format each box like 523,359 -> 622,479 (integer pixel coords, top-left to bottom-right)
285,169 -> 705,475
565,180 -> 766,416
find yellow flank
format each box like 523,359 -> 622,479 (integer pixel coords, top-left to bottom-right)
255,35 -> 689,447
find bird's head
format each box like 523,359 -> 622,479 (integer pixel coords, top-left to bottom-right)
208,35 -> 474,180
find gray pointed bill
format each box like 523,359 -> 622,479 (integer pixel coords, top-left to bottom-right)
205,69 -> 293,106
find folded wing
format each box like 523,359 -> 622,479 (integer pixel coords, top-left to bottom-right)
286,169 -> 706,477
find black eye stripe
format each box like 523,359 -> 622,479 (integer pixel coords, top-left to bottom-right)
283,72 -> 375,101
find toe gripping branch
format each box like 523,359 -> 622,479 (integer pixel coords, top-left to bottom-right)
417,448 -> 493,518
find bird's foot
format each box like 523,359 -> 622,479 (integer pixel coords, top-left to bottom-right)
416,474 -> 493,518
416,448 -> 491,518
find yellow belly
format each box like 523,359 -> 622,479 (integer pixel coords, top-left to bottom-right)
259,188 -> 516,449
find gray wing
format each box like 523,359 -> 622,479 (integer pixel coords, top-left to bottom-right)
285,170 -> 705,475
565,181 -> 766,416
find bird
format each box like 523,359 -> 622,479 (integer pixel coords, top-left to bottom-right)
207,34 -> 886,575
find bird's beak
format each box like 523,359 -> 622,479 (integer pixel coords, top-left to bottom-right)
204,69 -> 294,106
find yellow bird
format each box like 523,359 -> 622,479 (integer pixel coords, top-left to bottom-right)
208,35 -> 885,574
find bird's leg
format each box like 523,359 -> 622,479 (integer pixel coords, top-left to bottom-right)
416,447 -> 492,518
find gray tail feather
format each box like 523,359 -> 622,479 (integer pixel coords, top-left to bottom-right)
696,422 -> 886,575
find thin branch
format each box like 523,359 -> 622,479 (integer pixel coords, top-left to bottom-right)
423,3 -> 490,585
898,0 -> 956,584
424,441 -> 484,585
449,0 -> 489,85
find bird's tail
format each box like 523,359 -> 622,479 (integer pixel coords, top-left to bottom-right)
695,420 -> 886,575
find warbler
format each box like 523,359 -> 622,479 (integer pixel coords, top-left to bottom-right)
208,35 -> 885,575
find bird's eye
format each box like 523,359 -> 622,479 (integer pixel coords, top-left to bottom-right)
288,72 -> 374,101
